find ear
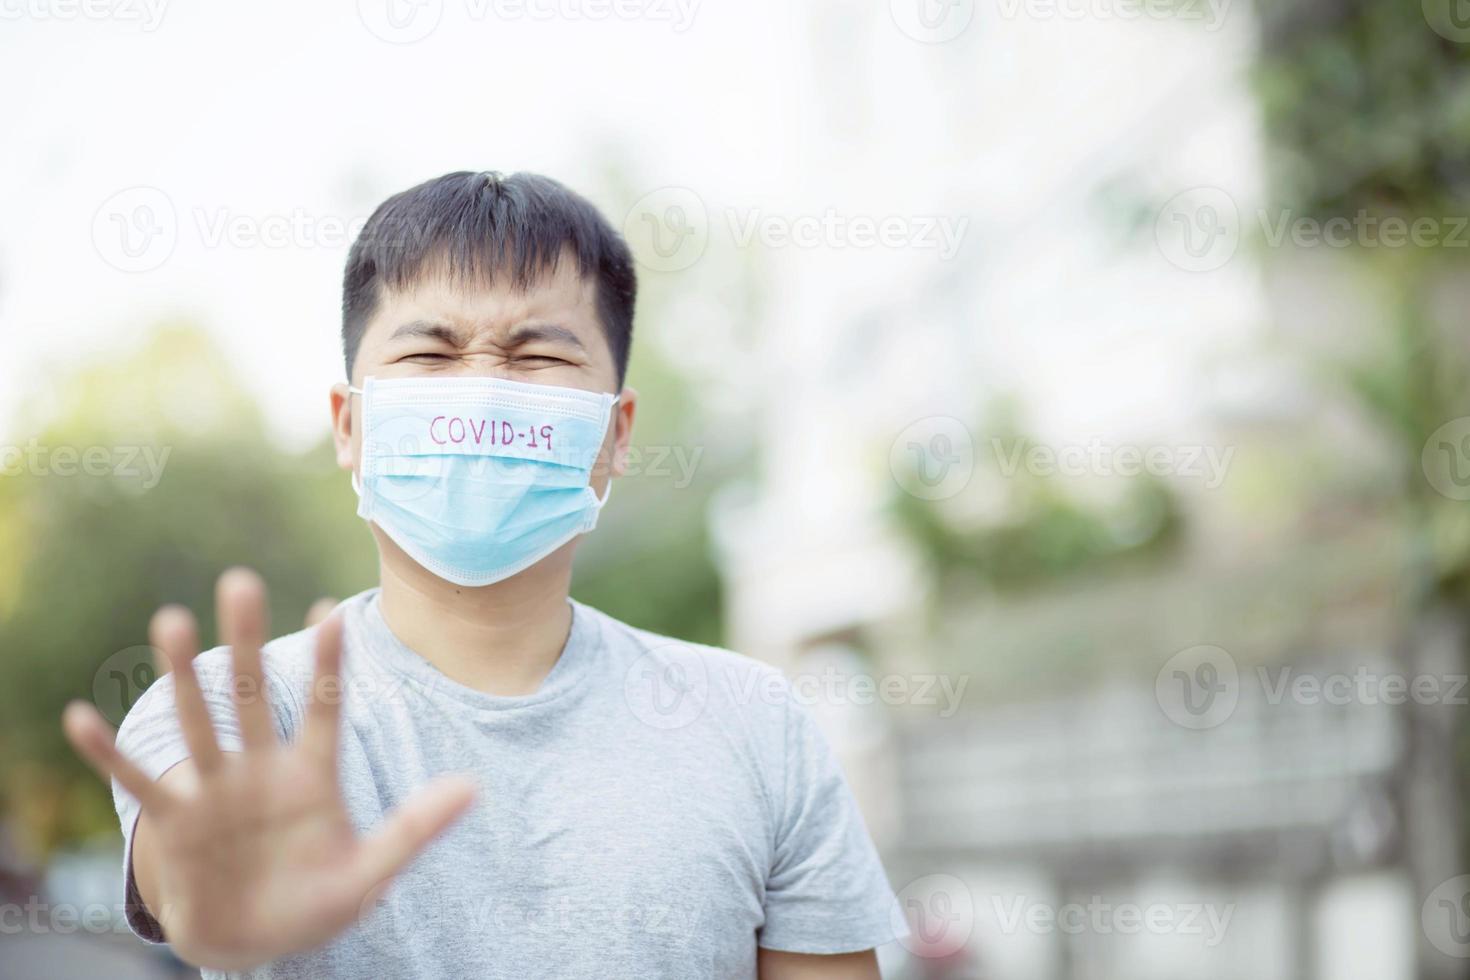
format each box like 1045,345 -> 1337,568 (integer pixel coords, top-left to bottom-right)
330,382 -> 355,471
611,386 -> 638,478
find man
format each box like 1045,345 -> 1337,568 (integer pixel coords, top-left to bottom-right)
63,171 -> 900,978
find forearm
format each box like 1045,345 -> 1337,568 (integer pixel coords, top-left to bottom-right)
130,759 -> 201,926
131,811 -> 164,924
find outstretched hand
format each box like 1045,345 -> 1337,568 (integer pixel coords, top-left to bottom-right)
63,569 -> 475,971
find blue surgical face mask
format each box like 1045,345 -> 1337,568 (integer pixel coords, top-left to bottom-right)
349,375 -> 619,587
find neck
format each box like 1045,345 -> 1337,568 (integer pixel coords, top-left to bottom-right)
375,540 -> 576,696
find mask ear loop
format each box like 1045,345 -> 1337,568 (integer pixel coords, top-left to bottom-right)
593,480 -> 614,508
346,384 -> 367,501
591,393 -> 623,510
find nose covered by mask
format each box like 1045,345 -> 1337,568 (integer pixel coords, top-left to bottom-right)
350,375 -> 619,587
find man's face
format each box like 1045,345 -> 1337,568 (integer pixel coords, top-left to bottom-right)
330,257 -> 637,578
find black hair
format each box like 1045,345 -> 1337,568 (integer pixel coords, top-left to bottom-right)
341,171 -> 637,384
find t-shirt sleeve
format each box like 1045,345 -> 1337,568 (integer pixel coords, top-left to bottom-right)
111,646 -> 301,943
758,686 -> 904,954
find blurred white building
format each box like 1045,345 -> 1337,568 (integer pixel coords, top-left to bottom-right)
710,2 -> 1462,979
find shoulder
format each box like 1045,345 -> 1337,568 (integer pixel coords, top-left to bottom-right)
579,605 -> 793,696
575,601 -> 799,727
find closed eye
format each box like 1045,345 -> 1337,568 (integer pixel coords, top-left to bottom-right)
398,352 -> 453,364
515,355 -> 571,367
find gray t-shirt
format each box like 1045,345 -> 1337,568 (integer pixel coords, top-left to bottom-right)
113,590 -> 900,979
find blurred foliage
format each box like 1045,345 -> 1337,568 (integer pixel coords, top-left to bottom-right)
1254,0 -> 1470,217
1251,0 -> 1470,637
0,326 -> 379,855
0,315 -> 729,859
889,412 -> 1182,602
1323,253 -> 1470,601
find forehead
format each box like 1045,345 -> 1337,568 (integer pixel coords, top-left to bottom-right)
361,257 -> 605,348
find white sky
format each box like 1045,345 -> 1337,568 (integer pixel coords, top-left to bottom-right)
0,0 -> 1269,451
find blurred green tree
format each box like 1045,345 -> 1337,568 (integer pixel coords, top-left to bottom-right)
888,403 -> 1182,608
0,319 -> 730,858
1254,0 -> 1470,219
0,325 -> 378,855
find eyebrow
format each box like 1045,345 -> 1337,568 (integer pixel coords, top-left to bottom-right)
388,320 -> 467,345
505,323 -> 586,351
387,319 -> 587,352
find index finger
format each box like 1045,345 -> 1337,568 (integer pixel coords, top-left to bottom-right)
151,604 -> 223,773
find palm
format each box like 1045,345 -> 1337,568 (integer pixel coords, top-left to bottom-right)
153,751 -> 362,955
64,569 -> 474,970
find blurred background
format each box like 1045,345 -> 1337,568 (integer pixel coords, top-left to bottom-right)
2,0 -> 1470,977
